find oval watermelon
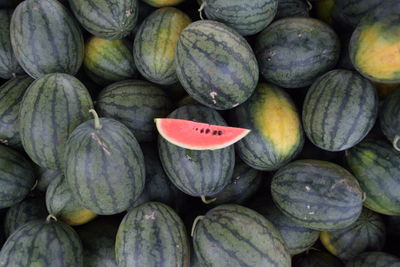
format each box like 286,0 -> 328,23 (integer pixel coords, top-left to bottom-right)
0,75 -> 33,148
19,73 -> 93,170
10,0 -> 84,78
116,202 -> 190,267
271,159 -> 363,231
345,252 -> 400,267
380,88 -> 400,151
175,20 -> 259,110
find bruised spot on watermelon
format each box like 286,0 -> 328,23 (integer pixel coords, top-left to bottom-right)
155,118 -> 250,150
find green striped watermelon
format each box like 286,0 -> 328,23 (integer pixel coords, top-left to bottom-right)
380,88 -> 400,151
4,196 -> 47,237
321,208 -> 386,261
34,166 -> 60,192
175,20 -> 259,110
302,69 -> 378,151
142,0 -> 185,7
96,80 -> 173,143
345,252 -> 400,267
76,217 -> 119,267
46,174 -> 97,226
230,83 -> 304,171
84,37 -> 136,85
256,200 -> 319,255
158,105 -> 235,198
0,217 -> 83,266
65,110 -> 145,215
69,0 -> 138,40
345,139 -> 400,215
193,204 -> 291,266
0,144 -> 36,209
0,75 -> 33,148
0,9 -> 24,79
201,0 -> 278,36
275,0 -> 309,20
255,17 -> 340,88
271,159 -> 363,231
134,7 -> 191,85
295,251 -> 344,267
10,0 -> 84,79
19,73 -> 93,170
116,202 -> 190,267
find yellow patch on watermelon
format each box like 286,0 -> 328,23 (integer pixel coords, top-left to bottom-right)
254,84 -> 301,157
320,232 -> 338,256
84,37 -> 125,66
358,149 -> 377,166
142,0 -> 185,7
61,209 -> 97,226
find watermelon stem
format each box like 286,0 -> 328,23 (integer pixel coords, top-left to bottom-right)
191,215 -> 205,237
201,195 -> 216,204
89,109 -> 102,130
394,135 -> 400,152
362,192 -> 367,202
30,179 -> 38,191
306,0 -> 312,11
198,1 -> 206,20
46,214 -> 58,223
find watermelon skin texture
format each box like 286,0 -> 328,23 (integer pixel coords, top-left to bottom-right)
65,117 -> 145,215
175,20 -> 259,110
0,75 -> 33,148
4,196 -> 47,237
0,145 -> 36,209
202,0 -> 278,36
96,80 -> 173,143
116,202 -> 190,267
34,166 -> 60,192
84,37 -> 137,85
0,219 -> 83,266
345,252 -> 400,267
10,0 -> 84,79
134,7 -> 191,85
255,17 -> 340,88
19,73 -> 93,170
142,0 -> 185,7
380,88 -> 400,150
345,139 -> 400,215
46,174 -> 97,226
271,159 -> 363,231
302,69 -> 378,152
0,9 -> 24,79
230,83 -> 304,171
193,204 -> 291,267
158,105 -> 235,197
275,0 -> 309,20
69,0 -> 138,40
295,251 -> 343,267
321,208 -> 386,261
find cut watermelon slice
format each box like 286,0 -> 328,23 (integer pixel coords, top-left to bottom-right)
155,118 -> 250,150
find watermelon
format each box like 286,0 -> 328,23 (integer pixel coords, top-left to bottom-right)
349,0 -> 400,83
115,202 -> 190,267
0,144 -> 36,209
96,80 -> 173,143
345,252 -> 400,267
34,166 -> 60,192
192,204 -> 291,266
295,251 -> 344,267
345,138 -> 400,215
134,7 -> 191,85
69,0 -> 138,40
10,0 -> 84,79
315,0 -> 334,26
321,208 -> 385,261
256,200 -> 319,255
0,75 -> 33,148
271,159 -> 363,231
0,217 -> 83,266
380,88 -> 400,151
4,196 -> 47,237
0,9 -> 24,79
46,174 -> 97,226
84,37 -> 137,85
302,69 -> 378,151
141,0 -> 185,7
64,109 -> 145,215
255,17 -> 340,88
209,159 -> 262,205
175,20 -> 259,110
156,118 -> 250,150
158,105 -> 235,198
275,0 -> 309,20
229,83 -> 304,171
76,217 -> 119,267
19,73 -> 93,170
200,0 -> 278,36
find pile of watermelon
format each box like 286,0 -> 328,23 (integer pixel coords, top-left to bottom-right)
0,0 -> 400,266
